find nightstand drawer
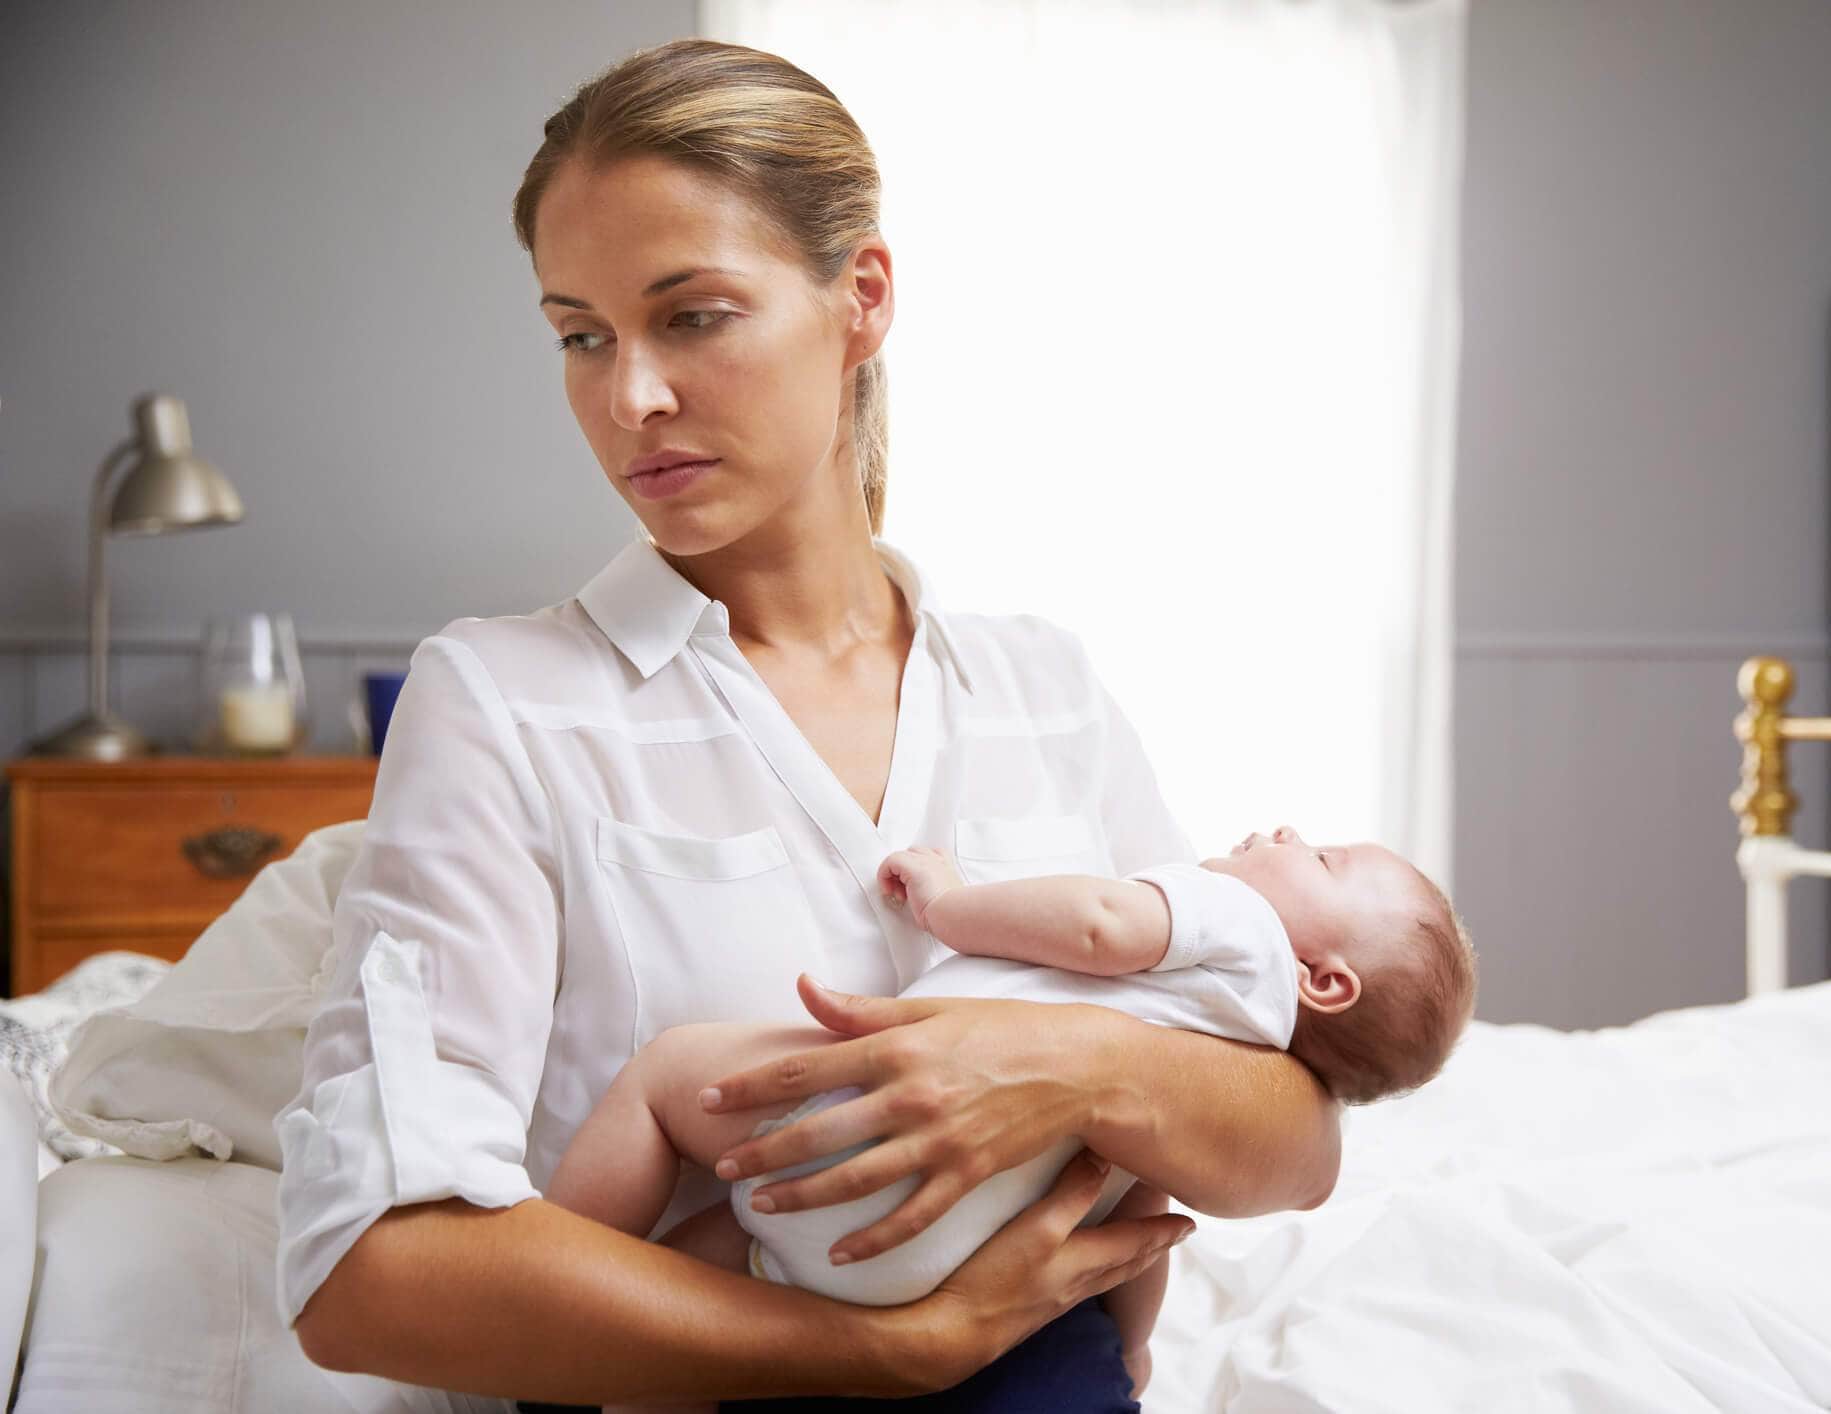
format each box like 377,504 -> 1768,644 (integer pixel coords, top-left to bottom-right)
28,783 -> 370,921
37,930 -> 205,981
6,756 -> 378,996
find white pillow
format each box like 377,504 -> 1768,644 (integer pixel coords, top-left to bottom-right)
47,820 -> 365,1170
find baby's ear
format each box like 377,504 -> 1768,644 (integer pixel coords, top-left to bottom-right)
1296,958 -> 1361,1014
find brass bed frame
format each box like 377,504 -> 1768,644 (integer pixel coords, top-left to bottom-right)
1733,655 -> 1831,995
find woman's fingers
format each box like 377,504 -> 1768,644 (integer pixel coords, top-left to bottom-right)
908,1153 -> 1193,1387
699,1029 -> 882,1116
794,974 -> 947,1040
1037,1149 -> 1118,1239
826,1169 -> 975,1264
927,1150 -> 1108,1291
1061,1212 -> 1195,1305
721,1091 -> 901,1187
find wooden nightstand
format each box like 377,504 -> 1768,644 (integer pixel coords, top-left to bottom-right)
4,755 -> 377,996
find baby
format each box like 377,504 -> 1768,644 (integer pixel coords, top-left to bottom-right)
548,825 -> 1476,1406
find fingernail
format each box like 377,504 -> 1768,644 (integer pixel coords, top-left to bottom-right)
1173,1226 -> 1194,1245
751,1194 -> 775,1214
699,1087 -> 722,1110
715,1159 -> 740,1181
830,1250 -> 853,1266
806,976 -> 831,992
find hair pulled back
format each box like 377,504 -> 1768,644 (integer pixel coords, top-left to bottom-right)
512,39 -> 890,533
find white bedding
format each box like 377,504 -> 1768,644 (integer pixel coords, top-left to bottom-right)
1150,979 -> 1831,1412
10,939 -> 1830,1410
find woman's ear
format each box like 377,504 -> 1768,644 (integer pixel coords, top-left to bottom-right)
843,239 -> 894,368
1296,955 -> 1362,1014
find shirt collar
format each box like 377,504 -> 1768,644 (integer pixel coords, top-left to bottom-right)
576,534 -> 976,693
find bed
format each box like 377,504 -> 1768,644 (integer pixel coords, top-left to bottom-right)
5,656 -> 1830,1412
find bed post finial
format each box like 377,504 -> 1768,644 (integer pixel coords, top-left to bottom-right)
1733,656 -> 1795,836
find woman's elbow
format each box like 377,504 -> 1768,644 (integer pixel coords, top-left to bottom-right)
1221,1060 -> 1342,1217
1296,1109 -> 1342,1209
1286,1081 -> 1342,1212
292,1221 -> 392,1372
294,1289 -> 352,1372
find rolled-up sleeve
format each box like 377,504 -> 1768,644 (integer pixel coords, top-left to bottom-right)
274,630 -> 559,1329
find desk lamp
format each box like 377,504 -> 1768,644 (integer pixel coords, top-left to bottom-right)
31,393 -> 245,759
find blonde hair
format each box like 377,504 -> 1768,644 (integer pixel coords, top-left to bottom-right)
1289,865 -> 1478,1106
511,38 -> 890,533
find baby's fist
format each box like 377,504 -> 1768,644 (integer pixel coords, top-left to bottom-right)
876,846 -> 963,932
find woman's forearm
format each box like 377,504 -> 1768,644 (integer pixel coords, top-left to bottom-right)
297,1195 -> 931,1403
1073,1006 -> 1341,1216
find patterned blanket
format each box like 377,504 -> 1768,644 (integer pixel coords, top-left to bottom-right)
0,953 -> 171,1164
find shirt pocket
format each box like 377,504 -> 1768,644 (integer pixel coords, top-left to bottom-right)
953,811 -> 1108,885
595,816 -> 821,1046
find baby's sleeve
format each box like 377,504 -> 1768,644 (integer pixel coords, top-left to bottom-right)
273,630 -> 560,1329
1123,864 -> 1299,1048
1124,864 -> 1290,974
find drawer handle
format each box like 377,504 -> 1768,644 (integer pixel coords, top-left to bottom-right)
182,825 -> 284,879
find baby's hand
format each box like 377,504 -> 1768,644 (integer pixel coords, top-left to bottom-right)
876,846 -> 964,932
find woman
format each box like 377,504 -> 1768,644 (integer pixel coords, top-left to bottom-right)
281,38 -> 1339,1410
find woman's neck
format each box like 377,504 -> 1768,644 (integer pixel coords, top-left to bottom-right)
660,507 -> 903,664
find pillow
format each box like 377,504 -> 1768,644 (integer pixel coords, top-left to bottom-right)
48,820 -> 365,1170
0,950 -> 170,1165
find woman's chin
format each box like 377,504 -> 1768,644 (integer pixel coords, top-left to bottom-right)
638,512 -> 755,562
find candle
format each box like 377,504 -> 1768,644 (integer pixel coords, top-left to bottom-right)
220,682 -> 295,752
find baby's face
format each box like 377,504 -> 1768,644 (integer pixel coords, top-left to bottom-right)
1201,826 -> 1418,970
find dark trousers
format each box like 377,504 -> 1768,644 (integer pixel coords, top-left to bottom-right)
517,1296 -> 1138,1414
719,1297 -> 1140,1413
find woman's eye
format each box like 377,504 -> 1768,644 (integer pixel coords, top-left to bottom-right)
672,309 -> 731,331
553,332 -> 607,355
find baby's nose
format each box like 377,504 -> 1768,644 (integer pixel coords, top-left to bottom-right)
1272,824 -> 1301,845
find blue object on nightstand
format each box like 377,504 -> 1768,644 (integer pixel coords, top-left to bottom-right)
363,671 -> 408,756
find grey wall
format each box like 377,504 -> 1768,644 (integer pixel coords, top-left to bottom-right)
5,0 -> 1829,1027
1453,0 -> 1831,1024
0,0 -> 688,751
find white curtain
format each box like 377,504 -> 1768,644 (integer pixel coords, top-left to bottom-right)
701,0 -> 1464,888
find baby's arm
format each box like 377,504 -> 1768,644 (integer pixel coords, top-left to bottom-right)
879,847 -> 1172,976
1098,1181 -> 1173,1399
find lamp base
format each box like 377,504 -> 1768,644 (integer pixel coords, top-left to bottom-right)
29,712 -> 158,760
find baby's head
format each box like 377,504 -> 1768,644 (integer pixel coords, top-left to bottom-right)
1202,826 -> 1476,1105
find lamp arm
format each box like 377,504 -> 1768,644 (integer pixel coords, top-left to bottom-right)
85,439 -> 138,718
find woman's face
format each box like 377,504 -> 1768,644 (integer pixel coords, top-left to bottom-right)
532,153 -> 890,556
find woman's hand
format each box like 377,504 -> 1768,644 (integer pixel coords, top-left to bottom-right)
699,974 -> 1115,1264
882,1150 -> 1194,1393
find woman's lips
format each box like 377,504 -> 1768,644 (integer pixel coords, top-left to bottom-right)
628,459 -> 718,500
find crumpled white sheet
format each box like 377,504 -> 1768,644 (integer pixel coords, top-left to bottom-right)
1147,980 -> 1831,1413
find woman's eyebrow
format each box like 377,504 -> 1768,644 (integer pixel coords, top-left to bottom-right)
539,265 -> 744,310
641,265 -> 742,296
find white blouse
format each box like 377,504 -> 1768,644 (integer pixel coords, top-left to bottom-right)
273,535 -> 1196,1328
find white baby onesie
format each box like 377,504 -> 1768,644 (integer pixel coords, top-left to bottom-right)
732,863 -> 1301,1305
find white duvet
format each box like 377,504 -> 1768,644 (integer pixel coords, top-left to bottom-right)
1149,980 -> 1831,1413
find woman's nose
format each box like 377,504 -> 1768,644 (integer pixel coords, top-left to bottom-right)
1271,825 -> 1301,845
608,347 -> 679,429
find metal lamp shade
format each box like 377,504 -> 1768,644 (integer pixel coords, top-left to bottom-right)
109,396 -> 244,534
